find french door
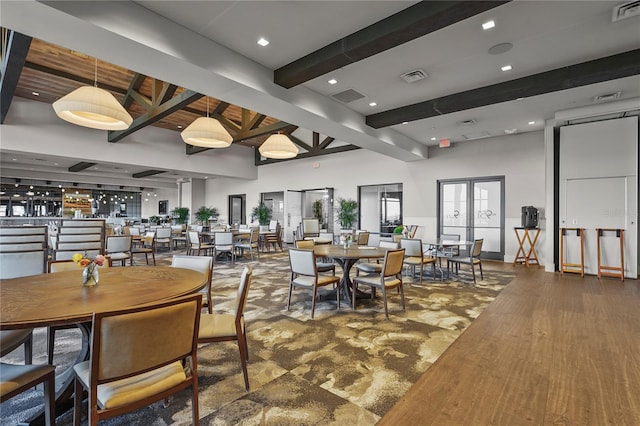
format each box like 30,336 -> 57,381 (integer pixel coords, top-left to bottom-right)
438,176 -> 504,260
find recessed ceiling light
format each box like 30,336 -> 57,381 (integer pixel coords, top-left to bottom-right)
504,128 -> 518,134
430,137 -> 437,141
402,121 -> 409,125
328,78 -> 337,85
482,20 -> 495,30
257,38 -> 269,47
369,102 -> 377,107
528,121 -> 536,125
177,125 -> 183,129
12,158 -> 16,161
501,65 -> 512,72
32,91 -> 40,96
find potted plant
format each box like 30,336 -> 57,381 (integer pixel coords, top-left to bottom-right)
171,207 -> 190,225
195,206 -> 218,225
312,199 -> 324,225
251,202 -> 272,230
336,198 -> 358,230
149,215 -> 160,225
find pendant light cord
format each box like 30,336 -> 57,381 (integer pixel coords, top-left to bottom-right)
94,57 -> 98,88
206,97 -> 210,118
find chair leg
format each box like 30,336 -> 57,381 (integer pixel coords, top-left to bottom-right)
335,281 -> 341,311
73,377 -> 83,426
479,261 -> 484,280
24,333 -> 33,365
381,287 -> 389,319
236,335 -> 250,391
399,284 -> 406,311
47,327 -> 55,365
471,263 -> 476,285
43,370 -> 55,426
311,287 -> 317,319
286,280 -> 293,311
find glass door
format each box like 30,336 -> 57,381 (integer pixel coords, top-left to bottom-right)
438,177 -> 504,260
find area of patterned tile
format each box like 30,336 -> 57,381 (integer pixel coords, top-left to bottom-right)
1,247 -> 514,426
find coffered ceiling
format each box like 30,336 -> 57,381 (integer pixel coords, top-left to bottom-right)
1,0 -> 639,190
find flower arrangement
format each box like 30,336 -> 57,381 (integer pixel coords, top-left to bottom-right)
73,253 -> 106,286
339,233 -> 352,248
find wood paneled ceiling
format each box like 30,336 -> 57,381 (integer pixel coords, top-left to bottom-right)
9,34 -> 293,151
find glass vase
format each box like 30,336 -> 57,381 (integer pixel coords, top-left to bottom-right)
82,265 -> 99,287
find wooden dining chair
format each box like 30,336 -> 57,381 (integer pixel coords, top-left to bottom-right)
287,248 -> 341,319
105,235 -> 132,266
198,265 -> 252,391
447,239 -> 484,285
294,240 -> 335,275
355,240 -> 399,276
171,255 -> 214,314
131,230 -> 156,265
73,293 -> 203,426
352,248 -> 406,319
400,238 -> 436,284
1,362 -> 55,426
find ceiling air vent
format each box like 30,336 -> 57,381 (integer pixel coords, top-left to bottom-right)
594,91 -> 621,102
400,69 -> 428,83
462,131 -> 491,140
331,88 -> 365,103
457,119 -> 477,126
612,1 -> 640,22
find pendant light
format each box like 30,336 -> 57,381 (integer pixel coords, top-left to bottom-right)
52,58 -> 133,131
259,133 -> 299,159
181,97 -> 233,148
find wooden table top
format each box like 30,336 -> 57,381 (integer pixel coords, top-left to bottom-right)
312,244 -> 388,259
0,266 -> 207,330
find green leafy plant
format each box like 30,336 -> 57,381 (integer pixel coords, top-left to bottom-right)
312,199 -> 323,224
171,207 -> 190,225
393,225 -> 405,234
336,198 -> 358,229
195,206 -> 218,225
149,215 -> 160,225
252,202 -> 272,226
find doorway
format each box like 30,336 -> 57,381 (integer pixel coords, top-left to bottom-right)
437,176 -> 505,260
228,194 -> 246,226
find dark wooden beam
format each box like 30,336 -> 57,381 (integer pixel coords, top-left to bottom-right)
274,1 -> 509,88
367,49 -> 640,128
132,170 -> 165,178
122,73 -> 146,109
0,31 -> 32,124
23,61 -> 126,94
255,144 -> 361,165
68,162 -> 97,172
108,90 -> 203,142
319,136 -> 335,150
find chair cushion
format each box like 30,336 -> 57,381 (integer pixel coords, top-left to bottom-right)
0,363 -> 54,397
198,313 -> 240,339
73,360 -> 186,409
108,252 -> 130,260
355,263 -> 382,273
292,275 -> 338,288
404,256 -> 433,265
354,275 -> 402,289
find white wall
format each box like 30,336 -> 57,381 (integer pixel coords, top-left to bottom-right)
140,188 -> 179,218
207,131 -> 546,264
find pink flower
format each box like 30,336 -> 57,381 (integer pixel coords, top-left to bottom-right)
94,255 -> 106,266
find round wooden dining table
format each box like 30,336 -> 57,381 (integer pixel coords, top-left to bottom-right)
0,266 -> 207,425
312,244 -> 388,304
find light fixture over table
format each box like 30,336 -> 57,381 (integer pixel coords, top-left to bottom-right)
52,58 -> 133,131
259,133 -> 299,159
181,97 -> 233,148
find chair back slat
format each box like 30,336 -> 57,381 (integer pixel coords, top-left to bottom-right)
383,249 -> 405,277
288,248 -> 316,276
93,294 -> 202,382
0,250 -> 47,279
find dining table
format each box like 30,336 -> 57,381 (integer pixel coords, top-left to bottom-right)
312,244 -> 389,304
0,266 -> 207,425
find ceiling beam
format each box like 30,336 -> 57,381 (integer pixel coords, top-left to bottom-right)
0,30 -> 32,124
108,89 -> 203,142
132,170 -> 165,178
367,49 -> 640,128
68,162 -> 97,172
255,144 -> 361,166
23,61 -> 126,94
274,1 -> 509,88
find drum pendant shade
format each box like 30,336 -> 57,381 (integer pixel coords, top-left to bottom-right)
52,86 -> 133,131
259,134 -> 298,159
181,117 -> 233,148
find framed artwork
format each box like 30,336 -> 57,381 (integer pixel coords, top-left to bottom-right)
159,200 -> 168,215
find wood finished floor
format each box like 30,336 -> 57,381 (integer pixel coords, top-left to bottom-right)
379,265 -> 640,425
